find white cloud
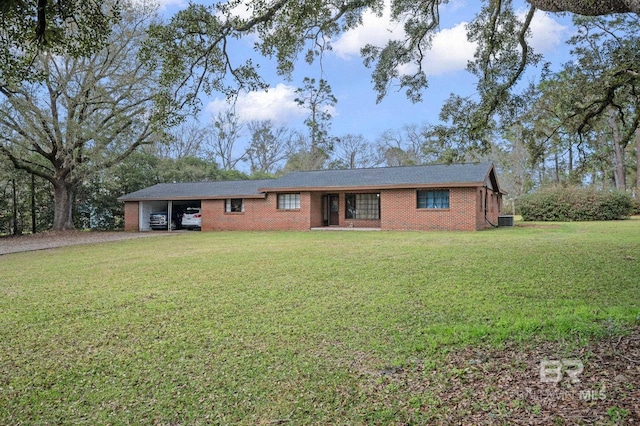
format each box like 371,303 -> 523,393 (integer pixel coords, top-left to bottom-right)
331,3 -> 404,59
222,1 -> 255,20
332,2 -> 475,76
332,3 -> 568,77
206,83 -> 306,125
525,10 -> 568,53
155,0 -> 187,10
421,23 -> 476,76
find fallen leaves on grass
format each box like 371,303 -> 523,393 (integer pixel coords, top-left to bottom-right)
359,327 -> 639,424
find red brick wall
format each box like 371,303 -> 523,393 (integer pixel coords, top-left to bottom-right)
125,187 -> 496,232
476,187 -> 503,229
309,192 -> 325,228
200,191 -> 383,231
201,193 -> 312,231
476,188 -> 484,230
124,202 -> 139,231
381,187 -> 479,231
487,190 -> 502,226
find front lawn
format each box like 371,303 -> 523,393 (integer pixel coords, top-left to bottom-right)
1,221 -> 638,424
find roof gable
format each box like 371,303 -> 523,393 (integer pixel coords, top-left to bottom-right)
484,166 -> 505,194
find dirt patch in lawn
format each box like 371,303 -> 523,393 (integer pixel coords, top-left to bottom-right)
0,230 -> 175,255
516,223 -> 563,229
363,327 -> 639,424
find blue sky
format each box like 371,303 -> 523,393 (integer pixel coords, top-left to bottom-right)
159,0 -> 575,145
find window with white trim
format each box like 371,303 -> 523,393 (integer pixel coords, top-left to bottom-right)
277,193 -> 300,210
225,198 -> 244,213
417,190 -> 450,209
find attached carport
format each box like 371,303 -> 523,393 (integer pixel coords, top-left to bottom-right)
139,200 -> 165,231
119,180 -> 271,232
138,199 -> 201,231
172,200 -> 201,229
118,182 -> 213,232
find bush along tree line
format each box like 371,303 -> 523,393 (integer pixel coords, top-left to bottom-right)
519,187 -> 636,221
1,1 -> 640,233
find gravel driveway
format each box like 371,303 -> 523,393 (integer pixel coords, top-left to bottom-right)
0,231 -> 174,255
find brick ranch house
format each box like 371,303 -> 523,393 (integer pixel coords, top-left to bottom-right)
118,162 -> 505,232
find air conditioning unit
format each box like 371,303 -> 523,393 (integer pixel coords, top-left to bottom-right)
498,215 -> 514,227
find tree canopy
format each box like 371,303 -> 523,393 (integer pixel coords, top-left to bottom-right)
3,0 -> 639,111
147,0 -> 639,111
528,0 -> 639,15
0,0 -> 120,84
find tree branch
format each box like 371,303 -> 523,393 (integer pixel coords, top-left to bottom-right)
526,0 -> 640,15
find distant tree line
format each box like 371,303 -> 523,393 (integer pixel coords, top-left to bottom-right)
1,1 -> 639,233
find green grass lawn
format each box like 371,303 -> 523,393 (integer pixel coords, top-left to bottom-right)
1,221 -> 639,424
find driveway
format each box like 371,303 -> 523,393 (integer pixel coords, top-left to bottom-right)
0,231 -> 174,255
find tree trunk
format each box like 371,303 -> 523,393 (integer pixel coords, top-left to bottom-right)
31,174 -> 36,234
12,177 -> 20,236
608,108 -> 626,190
612,142 -> 626,190
52,179 -> 75,230
636,127 -> 640,192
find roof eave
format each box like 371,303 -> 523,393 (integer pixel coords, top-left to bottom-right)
118,194 -> 266,202
258,182 -> 486,192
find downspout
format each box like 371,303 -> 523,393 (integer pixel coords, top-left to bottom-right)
484,185 -> 498,228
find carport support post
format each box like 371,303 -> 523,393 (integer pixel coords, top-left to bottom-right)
168,201 -> 173,232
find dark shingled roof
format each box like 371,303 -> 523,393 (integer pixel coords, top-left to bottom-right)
118,163 -> 496,201
118,179 -> 272,201
259,162 -> 494,190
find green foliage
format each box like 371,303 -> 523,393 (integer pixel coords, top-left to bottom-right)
291,77 -> 337,170
0,0 -> 120,85
607,406 -> 630,423
566,15 -> 640,134
514,15 -> 640,192
248,170 -> 277,180
74,152 -> 160,230
632,197 -> 640,215
150,1 -> 618,120
520,187 -> 634,221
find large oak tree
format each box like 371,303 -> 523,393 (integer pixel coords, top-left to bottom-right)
0,2 -> 173,230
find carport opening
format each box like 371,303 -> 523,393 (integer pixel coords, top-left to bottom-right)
172,200 -> 201,230
140,200 -> 201,231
